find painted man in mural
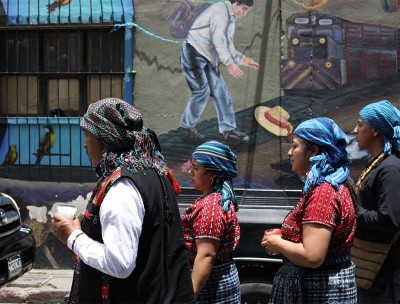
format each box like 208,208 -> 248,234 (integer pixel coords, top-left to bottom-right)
177,0 -> 260,143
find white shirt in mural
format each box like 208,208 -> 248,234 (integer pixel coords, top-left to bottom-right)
187,1 -> 245,68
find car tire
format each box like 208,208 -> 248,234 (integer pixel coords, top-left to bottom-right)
240,282 -> 272,304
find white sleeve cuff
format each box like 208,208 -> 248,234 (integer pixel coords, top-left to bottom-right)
67,229 -> 84,250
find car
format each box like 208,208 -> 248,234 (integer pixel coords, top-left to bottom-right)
0,192 -> 36,287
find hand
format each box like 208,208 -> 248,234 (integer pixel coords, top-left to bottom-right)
227,64 -> 244,78
51,213 -> 81,246
261,234 -> 281,255
243,57 -> 260,70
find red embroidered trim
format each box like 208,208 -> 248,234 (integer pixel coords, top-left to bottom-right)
96,169 -> 122,206
167,168 -> 181,195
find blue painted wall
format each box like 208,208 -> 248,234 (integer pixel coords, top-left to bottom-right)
0,118 -> 90,166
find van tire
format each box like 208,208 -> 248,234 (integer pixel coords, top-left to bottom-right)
240,282 -> 272,304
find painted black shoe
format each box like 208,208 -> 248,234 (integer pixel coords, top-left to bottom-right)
223,129 -> 249,143
176,127 -> 205,142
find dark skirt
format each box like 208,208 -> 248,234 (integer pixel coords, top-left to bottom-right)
195,261 -> 241,304
269,256 -> 357,304
268,262 -> 305,304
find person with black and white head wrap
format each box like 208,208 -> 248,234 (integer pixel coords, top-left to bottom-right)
52,98 -> 195,304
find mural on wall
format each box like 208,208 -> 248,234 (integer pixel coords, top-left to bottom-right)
173,0 -> 260,145
0,118 -> 91,167
147,0 -> 400,190
282,11 -> 398,90
0,0 -> 399,188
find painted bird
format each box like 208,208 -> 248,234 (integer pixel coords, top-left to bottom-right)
2,144 -> 18,166
35,124 -> 55,165
47,0 -> 72,14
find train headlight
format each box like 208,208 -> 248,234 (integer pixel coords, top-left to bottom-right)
292,38 -> 299,45
325,61 -> 332,68
319,37 -> 326,44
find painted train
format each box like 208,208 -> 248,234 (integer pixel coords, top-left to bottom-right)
281,12 -> 400,90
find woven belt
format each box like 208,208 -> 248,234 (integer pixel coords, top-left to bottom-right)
316,259 -> 352,271
187,251 -> 233,263
314,252 -> 352,271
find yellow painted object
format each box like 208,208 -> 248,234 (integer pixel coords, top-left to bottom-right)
292,0 -> 329,10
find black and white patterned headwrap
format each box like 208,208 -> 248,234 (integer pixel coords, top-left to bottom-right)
81,97 -> 166,177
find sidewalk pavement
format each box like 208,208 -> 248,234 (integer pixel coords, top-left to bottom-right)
0,269 -> 73,304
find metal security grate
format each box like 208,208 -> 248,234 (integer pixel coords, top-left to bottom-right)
0,28 -> 126,117
0,24 -> 134,181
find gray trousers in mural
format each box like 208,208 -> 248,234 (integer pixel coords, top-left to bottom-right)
180,42 -> 236,133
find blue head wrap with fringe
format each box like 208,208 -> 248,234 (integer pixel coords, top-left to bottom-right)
192,141 -> 238,211
359,100 -> 400,155
293,117 -> 351,195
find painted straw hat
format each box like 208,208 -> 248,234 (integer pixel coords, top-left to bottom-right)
254,105 -> 293,136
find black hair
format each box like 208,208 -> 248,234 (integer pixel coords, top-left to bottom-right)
295,136 -> 325,165
298,137 -> 319,154
229,0 -> 254,6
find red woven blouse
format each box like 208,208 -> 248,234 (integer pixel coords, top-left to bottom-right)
181,192 -> 240,254
281,182 -> 356,252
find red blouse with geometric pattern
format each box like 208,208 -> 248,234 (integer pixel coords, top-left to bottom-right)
181,192 -> 240,254
281,182 -> 356,252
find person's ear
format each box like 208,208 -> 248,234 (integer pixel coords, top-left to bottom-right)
209,172 -> 217,184
310,144 -> 320,157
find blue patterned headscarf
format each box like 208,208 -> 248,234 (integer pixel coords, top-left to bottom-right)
192,141 -> 238,211
359,100 -> 400,155
293,117 -> 351,195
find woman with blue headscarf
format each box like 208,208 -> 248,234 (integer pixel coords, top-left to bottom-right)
353,100 -> 400,304
181,141 -> 241,303
261,117 -> 357,303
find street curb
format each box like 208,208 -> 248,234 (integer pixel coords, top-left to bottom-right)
0,269 -> 73,304
0,289 -> 69,304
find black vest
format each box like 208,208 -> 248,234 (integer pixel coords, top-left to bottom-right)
71,167 -> 195,304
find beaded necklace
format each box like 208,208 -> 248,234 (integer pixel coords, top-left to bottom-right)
355,152 -> 385,189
